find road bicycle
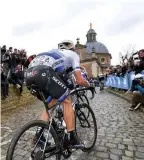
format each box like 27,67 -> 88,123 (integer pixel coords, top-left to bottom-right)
6,85 -> 97,160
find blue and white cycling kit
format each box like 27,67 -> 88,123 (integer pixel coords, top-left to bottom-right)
26,49 -> 82,102
29,49 -> 80,74
81,71 -> 89,81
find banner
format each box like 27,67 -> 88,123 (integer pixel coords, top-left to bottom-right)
104,71 -> 144,90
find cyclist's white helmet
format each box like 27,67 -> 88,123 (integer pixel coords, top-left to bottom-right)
58,40 -> 75,51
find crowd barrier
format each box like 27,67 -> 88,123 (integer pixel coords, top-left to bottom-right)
104,71 -> 144,90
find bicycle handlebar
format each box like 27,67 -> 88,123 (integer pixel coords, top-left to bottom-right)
70,87 -> 95,100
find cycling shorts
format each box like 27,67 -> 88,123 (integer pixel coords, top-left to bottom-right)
26,65 -> 69,102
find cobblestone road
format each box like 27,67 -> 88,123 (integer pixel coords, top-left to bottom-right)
1,90 -> 144,160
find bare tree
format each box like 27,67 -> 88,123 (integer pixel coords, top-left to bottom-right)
119,44 -> 136,64
123,44 -> 136,59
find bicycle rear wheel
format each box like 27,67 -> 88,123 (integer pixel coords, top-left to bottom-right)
6,120 -> 61,160
75,103 -> 97,152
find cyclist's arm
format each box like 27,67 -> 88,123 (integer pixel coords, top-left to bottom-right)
74,70 -> 90,87
71,53 -> 90,87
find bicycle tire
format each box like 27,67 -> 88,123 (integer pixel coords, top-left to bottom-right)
6,120 -> 61,160
75,103 -> 97,152
77,94 -> 90,119
79,94 -> 90,105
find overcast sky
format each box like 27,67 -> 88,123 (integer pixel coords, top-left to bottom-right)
0,0 -> 144,65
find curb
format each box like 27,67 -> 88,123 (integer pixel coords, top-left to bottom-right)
105,89 -> 132,103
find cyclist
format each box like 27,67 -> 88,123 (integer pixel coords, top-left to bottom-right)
26,40 -> 92,146
81,70 -> 89,81
81,71 -> 96,92
75,70 -> 90,88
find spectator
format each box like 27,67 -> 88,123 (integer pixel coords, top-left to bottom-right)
129,78 -> 144,111
17,50 -> 21,55
13,64 -> 25,94
1,45 -> 30,100
9,47 -> 13,55
1,65 -> 9,99
1,45 -> 6,54
8,64 -> 22,89
24,54 -> 36,68
121,63 -> 127,76
10,49 -> 19,71
106,49 -> 144,77
2,50 -> 11,77
127,56 -> 134,72
13,48 -> 18,54
1,45 -> 7,63
19,50 -> 27,66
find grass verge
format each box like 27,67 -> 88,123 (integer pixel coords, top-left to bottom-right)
1,86 -> 37,113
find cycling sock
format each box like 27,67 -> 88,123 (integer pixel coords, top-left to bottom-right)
68,130 -> 75,136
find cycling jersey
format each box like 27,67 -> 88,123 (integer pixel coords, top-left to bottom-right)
81,71 -> 89,81
26,49 -> 81,101
28,49 -> 80,73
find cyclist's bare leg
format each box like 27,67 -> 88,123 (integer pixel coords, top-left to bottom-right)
40,110 -> 49,121
35,100 -> 57,144
35,100 -> 57,143
40,97 -> 78,145
40,97 -> 75,132
40,99 -> 57,121
62,96 -> 75,132
62,96 -> 79,145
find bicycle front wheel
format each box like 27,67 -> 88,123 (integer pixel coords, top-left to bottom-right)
75,103 -> 97,152
6,120 -> 61,160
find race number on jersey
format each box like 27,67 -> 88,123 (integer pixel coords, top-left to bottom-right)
28,55 -> 55,68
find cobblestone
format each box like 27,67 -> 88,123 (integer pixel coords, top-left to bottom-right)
95,146 -> 108,152
1,90 -> 144,159
114,138 -> 123,142
96,152 -> 109,158
135,152 -> 144,158
128,145 -> 137,151
123,139 -> 133,143
137,147 -> 144,152
109,140 -> 122,144
110,153 -> 120,160
118,144 -> 125,149
125,150 -> 134,157
122,156 -> 133,160
110,148 -> 123,155
105,143 -> 117,148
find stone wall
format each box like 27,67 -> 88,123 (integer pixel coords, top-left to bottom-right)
96,53 -> 111,65
75,48 -> 87,60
